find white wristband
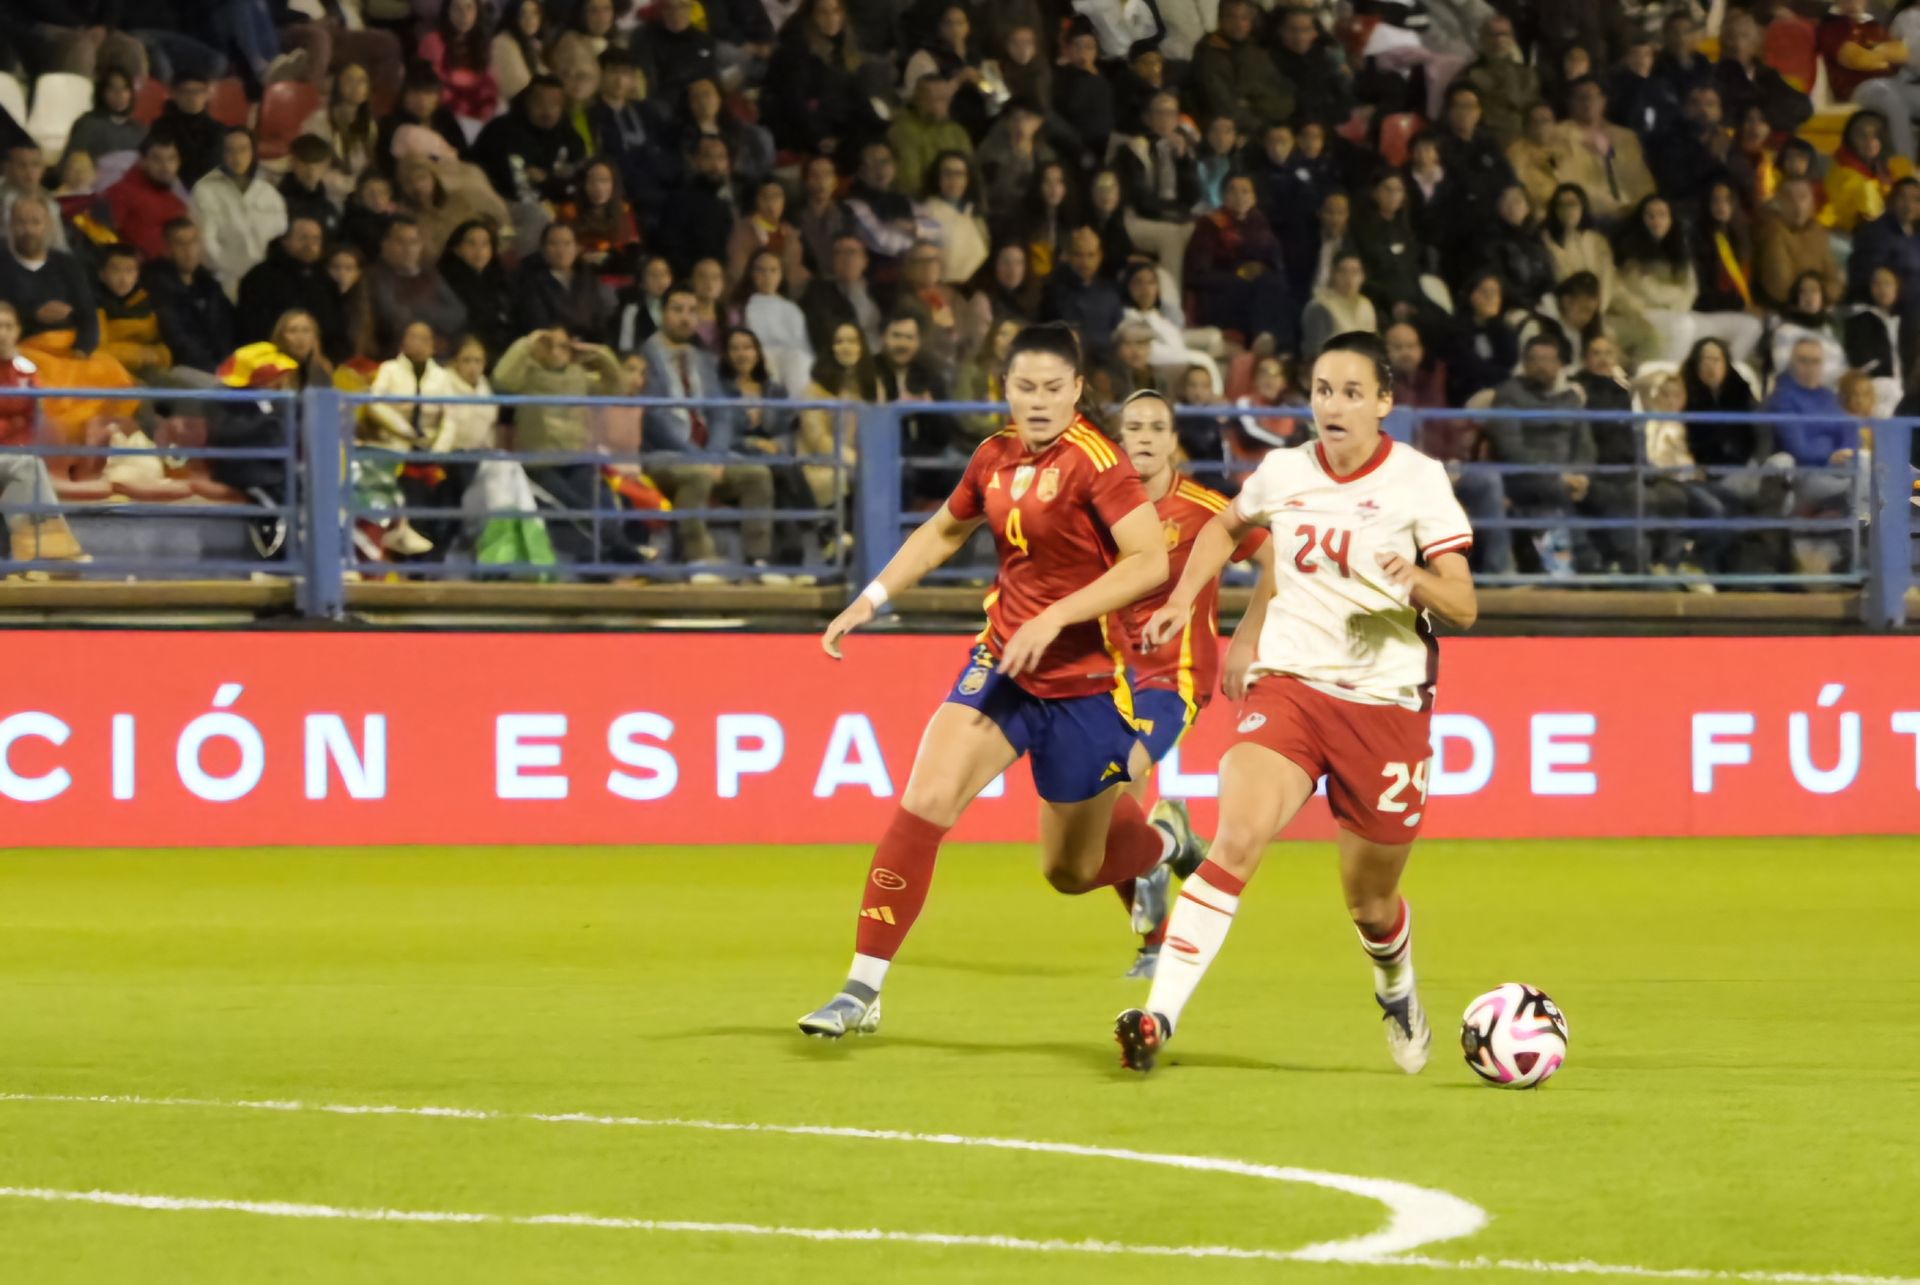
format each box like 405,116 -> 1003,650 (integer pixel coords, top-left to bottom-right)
860,581 -> 889,609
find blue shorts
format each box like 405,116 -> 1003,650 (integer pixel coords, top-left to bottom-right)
1132,688 -> 1197,764
944,646 -> 1143,803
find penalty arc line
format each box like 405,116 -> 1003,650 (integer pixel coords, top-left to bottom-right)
0,1092 -> 1914,1285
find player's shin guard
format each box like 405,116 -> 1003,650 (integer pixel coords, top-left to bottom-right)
1358,898 -> 1414,1000
1087,794 -> 1174,890
1142,859 -> 1245,1034
847,806 -> 950,993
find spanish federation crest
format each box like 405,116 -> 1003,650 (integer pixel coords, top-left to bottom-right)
1010,465 -> 1036,500
1037,467 -> 1060,502
958,664 -> 991,695
1162,518 -> 1182,550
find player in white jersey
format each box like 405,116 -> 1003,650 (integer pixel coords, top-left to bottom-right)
1113,331 -> 1479,1074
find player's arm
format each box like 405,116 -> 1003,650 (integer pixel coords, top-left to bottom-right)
822,503 -> 985,659
1376,550 -> 1477,630
996,501 -> 1170,679
1222,539 -> 1276,703
1141,509 -> 1257,647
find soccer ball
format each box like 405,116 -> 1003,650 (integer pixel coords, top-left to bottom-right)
1460,983 -> 1569,1088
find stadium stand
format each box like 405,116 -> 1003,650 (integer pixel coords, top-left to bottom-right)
0,0 -> 1911,625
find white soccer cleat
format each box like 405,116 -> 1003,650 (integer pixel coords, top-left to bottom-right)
797,991 -> 882,1039
1378,989 -> 1432,1074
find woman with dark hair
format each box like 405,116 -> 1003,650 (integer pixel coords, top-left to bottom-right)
1691,180 -> 1763,359
764,0 -> 883,158
1008,161 -> 1081,280
421,0 -> 501,126
727,179 -> 808,295
64,69 -> 144,164
677,76 -> 776,190
491,0 -> 552,104
1725,104 -> 1783,211
1541,181 -> 1655,364
438,219 -> 511,360
720,325 -> 798,450
549,0 -> 631,96
921,150 -> 991,284
1350,171 -> 1427,318
1614,195 -> 1700,363
1476,183 -> 1556,311
192,128 -> 289,299
799,321 -> 881,508
901,3 -> 992,140
559,158 -> 642,275
1119,259 -> 1224,386
1823,110 -> 1902,235
1845,265 -> 1912,389
966,242 -> 1043,333
732,248 -> 814,392
800,321 -> 1179,1043
301,63 -> 379,195
1681,336 -> 1769,469
323,245 -> 377,367
1446,269 -> 1520,404
1084,167 -> 1136,276
1769,270 -> 1847,381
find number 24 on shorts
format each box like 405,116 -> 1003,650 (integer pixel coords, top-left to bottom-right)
1377,761 -> 1430,814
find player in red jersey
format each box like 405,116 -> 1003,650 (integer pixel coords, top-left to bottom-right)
798,324 -> 1205,1039
1110,390 -> 1275,979
1115,332 -> 1478,1074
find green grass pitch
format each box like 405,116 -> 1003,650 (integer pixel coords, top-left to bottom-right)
0,838 -> 1915,1284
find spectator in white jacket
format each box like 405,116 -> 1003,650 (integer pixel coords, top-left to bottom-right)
192,130 -> 290,301
362,320 -> 447,557
1118,259 -> 1223,388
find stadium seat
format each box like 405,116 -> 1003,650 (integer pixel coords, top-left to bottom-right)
1378,112 -> 1426,168
132,76 -> 168,126
257,81 -> 322,160
1765,14 -> 1817,93
1799,57 -> 1862,156
208,78 -> 251,128
0,73 -> 27,133
26,72 -> 92,158
1335,106 -> 1373,146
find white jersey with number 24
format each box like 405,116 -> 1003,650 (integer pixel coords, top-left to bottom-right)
1230,438 -> 1473,712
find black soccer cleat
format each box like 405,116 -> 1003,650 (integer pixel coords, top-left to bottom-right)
1114,1008 -> 1169,1073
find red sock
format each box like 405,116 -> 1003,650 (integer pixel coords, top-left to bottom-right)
1191,858 -> 1247,897
854,807 -> 948,961
1087,794 -> 1168,891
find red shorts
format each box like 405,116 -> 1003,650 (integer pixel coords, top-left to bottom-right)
1231,676 -> 1434,844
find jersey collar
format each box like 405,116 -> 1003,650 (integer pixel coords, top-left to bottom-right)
1314,435 -> 1392,484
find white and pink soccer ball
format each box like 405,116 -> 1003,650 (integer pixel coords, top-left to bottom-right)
1461,983 -> 1569,1088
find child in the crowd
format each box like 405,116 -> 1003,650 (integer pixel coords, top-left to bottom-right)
95,243 -> 173,382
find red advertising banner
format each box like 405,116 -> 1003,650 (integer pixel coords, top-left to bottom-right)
0,632 -> 1915,846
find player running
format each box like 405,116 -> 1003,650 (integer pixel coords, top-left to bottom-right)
799,323 -> 1204,1039
1114,331 -> 1477,1074
1110,390 -> 1275,980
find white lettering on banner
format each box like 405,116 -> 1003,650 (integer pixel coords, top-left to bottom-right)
1692,712 -> 1755,794
1787,684 -> 1860,795
176,685 -> 265,803
497,714 -> 569,800
304,715 -> 388,801
1428,715 -> 1494,797
1530,714 -> 1597,797
607,713 -> 678,801
1894,712 -> 1920,788
812,715 -> 893,799
1158,746 -> 1217,799
111,714 -> 134,801
717,714 -> 785,799
0,712 -> 72,803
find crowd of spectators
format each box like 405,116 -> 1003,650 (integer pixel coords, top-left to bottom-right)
0,0 -> 1915,581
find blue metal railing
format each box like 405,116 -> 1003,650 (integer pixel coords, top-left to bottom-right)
0,389 -> 1911,628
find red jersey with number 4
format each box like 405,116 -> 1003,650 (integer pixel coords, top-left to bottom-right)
946,419 -> 1152,700
1126,476 -> 1269,714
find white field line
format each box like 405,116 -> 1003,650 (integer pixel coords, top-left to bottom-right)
0,1092 -> 1913,1285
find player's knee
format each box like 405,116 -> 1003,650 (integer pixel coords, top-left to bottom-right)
900,781 -> 966,829
1347,893 -> 1399,937
1206,827 -> 1264,879
1042,860 -> 1097,895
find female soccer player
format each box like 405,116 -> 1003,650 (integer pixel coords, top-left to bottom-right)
1116,331 -> 1478,1074
1111,389 -> 1276,980
799,324 -> 1202,1038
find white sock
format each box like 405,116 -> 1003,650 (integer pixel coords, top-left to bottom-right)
1143,866 -> 1242,1035
1358,900 -> 1414,1000
847,952 -> 890,997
